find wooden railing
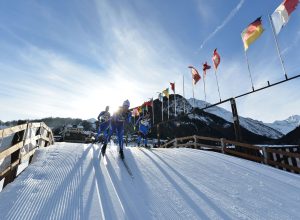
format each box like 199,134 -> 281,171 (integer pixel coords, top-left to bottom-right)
0,122 -> 54,188
160,136 -> 300,174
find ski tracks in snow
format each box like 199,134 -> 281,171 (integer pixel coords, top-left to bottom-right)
1,143 -> 300,219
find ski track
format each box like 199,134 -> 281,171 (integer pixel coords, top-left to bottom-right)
0,143 -> 300,219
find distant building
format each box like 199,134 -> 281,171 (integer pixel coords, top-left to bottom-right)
61,124 -> 88,143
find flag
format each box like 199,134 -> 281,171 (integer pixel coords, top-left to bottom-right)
203,62 -> 211,78
137,106 -> 143,113
271,0 -> 299,35
188,66 -> 201,85
144,100 -> 152,107
158,93 -> 163,102
170,82 -> 175,93
162,88 -> 169,99
143,99 -> 153,112
212,48 -> 221,70
241,17 -> 264,51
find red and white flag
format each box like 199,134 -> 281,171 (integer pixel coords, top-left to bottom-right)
188,66 -> 201,85
271,0 -> 299,34
170,82 -> 175,93
212,48 -> 221,70
202,62 -> 211,78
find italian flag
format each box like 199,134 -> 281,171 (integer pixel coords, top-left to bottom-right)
271,0 -> 299,35
241,17 -> 264,51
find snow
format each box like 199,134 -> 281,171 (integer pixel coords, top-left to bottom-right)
266,115 -> 300,134
0,143 -> 300,219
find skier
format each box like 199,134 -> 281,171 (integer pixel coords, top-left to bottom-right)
135,111 -> 151,148
94,106 -> 111,143
101,100 -> 131,159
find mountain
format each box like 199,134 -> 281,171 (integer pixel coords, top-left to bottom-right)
149,95 -> 276,144
278,126 -> 300,145
188,98 -> 284,139
87,118 -> 97,123
266,115 -> 300,135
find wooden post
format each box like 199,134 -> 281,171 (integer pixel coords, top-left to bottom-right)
230,98 -> 242,142
193,135 -> 197,149
221,138 -> 225,154
174,138 -> 177,148
157,124 -> 160,147
4,121 -> 27,187
262,147 -> 268,165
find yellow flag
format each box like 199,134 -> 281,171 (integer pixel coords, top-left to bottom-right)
162,88 -> 169,99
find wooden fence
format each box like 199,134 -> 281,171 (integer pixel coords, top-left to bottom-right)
160,135 -> 300,174
0,122 -> 54,189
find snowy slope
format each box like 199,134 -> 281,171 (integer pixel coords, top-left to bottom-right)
266,115 -> 300,134
188,98 -> 284,139
1,143 -> 300,219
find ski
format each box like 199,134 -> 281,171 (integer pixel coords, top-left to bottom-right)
121,157 -> 134,178
100,144 -> 108,165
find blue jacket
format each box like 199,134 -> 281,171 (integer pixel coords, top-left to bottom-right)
136,115 -> 151,134
111,107 -> 131,125
98,111 -> 111,123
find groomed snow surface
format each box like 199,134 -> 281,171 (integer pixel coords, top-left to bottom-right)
0,143 -> 300,220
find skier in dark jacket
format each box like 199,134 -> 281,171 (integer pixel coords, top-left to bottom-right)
101,100 -> 131,159
94,106 -> 110,143
135,111 -> 151,148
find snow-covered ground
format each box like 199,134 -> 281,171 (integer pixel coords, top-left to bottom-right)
0,143 -> 300,219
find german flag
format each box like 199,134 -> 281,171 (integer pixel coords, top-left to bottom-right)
241,17 -> 264,51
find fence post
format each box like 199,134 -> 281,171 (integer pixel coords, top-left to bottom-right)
262,146 -> 268,165
221,138 -> 225,154
39,123 -> 45,147
174,138 -> 177,148
4,121 -> 27,187
193,135 -> 197,149
157,124 -> 160,147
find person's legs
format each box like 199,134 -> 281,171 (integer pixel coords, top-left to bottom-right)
101,122 -> 110,143
95,124 -> 102,142
137,131 -> 142,146
116,123 -> 124,159
117,124 -> 124,150
102,123 -> 114,156
143,133 -> 148,146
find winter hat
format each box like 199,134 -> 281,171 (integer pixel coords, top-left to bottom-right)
123,99 -> 130,108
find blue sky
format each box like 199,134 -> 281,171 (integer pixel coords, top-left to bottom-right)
0,0 -> 299,122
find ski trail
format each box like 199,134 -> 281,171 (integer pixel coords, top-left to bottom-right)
102,147 -> 149,219
1,144 -> 300,219
3,143 -> 86,220
90,144 -> 106,220
91,144 -> 125,220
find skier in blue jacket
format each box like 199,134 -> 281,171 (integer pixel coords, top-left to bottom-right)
135,111 -> 151,148
101,100 -> 131,159
94,106 -> 111,143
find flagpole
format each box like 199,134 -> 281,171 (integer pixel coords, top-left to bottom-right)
174,87 -> 177,117
152,98 -> 154,125
268,14 -> 288,80
203,76 -> 207,103
214,69 -> 222,102
183,74 -> 186,114
168,97 -> 169,120
244,50 -> 255,91
192,78 -> 195,107
162,97 -> 164,121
